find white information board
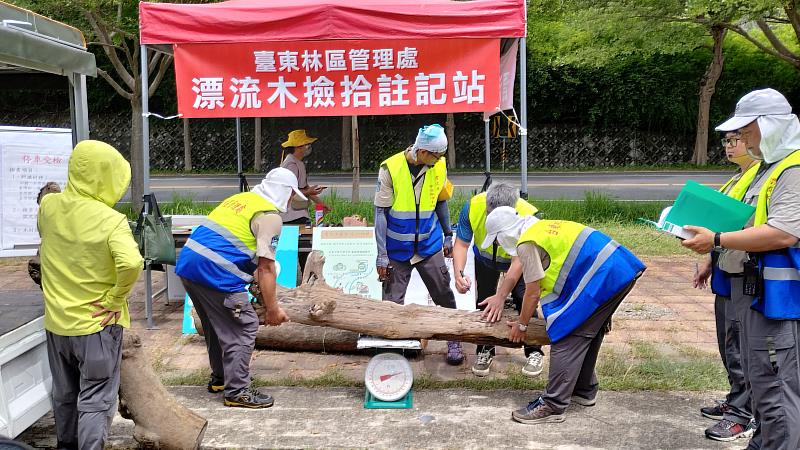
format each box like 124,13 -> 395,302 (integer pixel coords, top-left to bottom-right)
0,127 -> 72,256
311,227 -> 475,310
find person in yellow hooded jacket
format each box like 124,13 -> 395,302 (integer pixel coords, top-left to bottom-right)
38,140 -> 143,450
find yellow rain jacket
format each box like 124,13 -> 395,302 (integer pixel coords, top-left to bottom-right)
38,140 -> 143,336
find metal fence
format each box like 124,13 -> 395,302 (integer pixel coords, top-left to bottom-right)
0,108 -> 722,172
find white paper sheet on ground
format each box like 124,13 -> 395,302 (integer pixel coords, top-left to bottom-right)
404,236 -> 476,311
356,336 -> 422,350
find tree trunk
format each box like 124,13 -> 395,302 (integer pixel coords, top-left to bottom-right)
341,116 -> 352,170
274,251 -> 550,347
254,117 -> 262,172
183,118 -> 192,172
692,26 -> 727,166
445,113 -> 456,168
193,311 -> 360,353
129,96 -> 144,213
351,116 -> 360,203
119,332 -> 207,449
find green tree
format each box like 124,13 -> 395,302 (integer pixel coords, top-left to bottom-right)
12,0 -> 173,212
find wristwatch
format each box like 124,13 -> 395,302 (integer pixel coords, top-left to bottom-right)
517,322 -> 528,332
714,232 -> 724,251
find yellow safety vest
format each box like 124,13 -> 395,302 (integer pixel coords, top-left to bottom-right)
754,150 -> 800,226
517,220 -> 587,298
469,192 -> 538,264
719,163 -> 761,201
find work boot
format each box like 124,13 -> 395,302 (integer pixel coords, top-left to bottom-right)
700,400 -> 728,420
471,349 -> 493,377
224,387 -> 274,409
570,395 -> 596,407
521,351 -> 544,377
705,419 -> 755,442
207,375 -> 224,393
446,341 -> 464,365
511,397 -> 565,424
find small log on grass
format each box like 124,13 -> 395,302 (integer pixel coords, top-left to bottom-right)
119,333 -> 207,449
274,251 -> 550,347
192,309 -> 360,353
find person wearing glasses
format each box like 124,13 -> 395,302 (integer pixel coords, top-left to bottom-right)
693,132 -> 759,442
373,124 -> 464,365
279,129 -> 330,226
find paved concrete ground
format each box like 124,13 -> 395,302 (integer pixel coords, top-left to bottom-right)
1,254 -> 739,449
19,387 -> 744,450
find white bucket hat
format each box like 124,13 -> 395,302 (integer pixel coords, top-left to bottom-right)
715,88 -> 793,132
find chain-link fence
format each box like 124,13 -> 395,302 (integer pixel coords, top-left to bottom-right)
0,108 -> 724,172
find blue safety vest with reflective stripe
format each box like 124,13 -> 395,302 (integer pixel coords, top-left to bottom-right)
710,163 -> 761,297
383,151 -> 447,262
518,220 -> 646,343
176,192 -> 278,293
751,150 -> 800,319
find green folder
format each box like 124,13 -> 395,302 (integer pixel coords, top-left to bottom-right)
640,180 -> 755,238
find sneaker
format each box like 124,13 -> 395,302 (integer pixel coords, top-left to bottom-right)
223,387 -> 275,409
700,401 -> 728,420
471,350 -> 494,377
521,352 -> 544,377
705,419 -> 755,442
446,341 -> 464,365
570,395 -> 596,407
511,397 -> 565,424
207,375 -> 224,393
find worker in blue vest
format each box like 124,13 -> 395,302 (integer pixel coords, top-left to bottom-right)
483,206 -> 645,424
683,88 -> 800,450
693,132 -> 758,442
374,124 -> 463,364
176,168 -> 302,409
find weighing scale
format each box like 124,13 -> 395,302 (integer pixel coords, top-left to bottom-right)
359,337 -> 419,409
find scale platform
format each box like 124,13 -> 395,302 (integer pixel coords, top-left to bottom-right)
364,390 -> 413,409
359,337 -> 417,409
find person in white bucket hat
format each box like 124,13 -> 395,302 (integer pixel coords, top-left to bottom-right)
483,206 -> 645,425
682,88 -> 800,450
176,167 -> 303,409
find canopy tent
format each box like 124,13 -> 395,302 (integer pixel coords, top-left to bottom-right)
138,0 -> 529,327
0,1 -> 96,145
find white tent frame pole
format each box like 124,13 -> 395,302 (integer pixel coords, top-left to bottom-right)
140,44 -> 156,330
484,119 -> 490,173
68,73 -> 89,146
518,36 -> 528,198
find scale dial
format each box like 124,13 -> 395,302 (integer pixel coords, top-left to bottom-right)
364,353 -> 413,402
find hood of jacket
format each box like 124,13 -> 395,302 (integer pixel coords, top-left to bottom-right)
64,140 -> 131,206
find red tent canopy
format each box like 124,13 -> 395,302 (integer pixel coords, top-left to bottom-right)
139,0 -> 527,44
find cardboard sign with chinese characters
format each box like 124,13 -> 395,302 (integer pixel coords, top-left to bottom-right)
0,127 -> 72,255
174,39 -> 500,118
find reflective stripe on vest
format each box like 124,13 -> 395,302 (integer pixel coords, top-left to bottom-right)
383,151 -> 447,261
469,192 -> 538,265
748,151 -> 800,318
175,192 -> 277,292
518,220 -> 646,343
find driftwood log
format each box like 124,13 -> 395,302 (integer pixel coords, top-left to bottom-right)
272,251 -> 550,347
119,333 -> 207,449
192,310 -> 360,353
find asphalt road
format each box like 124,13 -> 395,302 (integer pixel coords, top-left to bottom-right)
128,171 -> 732,203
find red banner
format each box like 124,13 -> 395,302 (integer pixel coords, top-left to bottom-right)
173,39 -> 499,118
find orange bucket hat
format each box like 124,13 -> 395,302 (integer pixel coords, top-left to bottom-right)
281,129 -> 318,148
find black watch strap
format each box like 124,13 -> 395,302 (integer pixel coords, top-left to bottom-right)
714,232 -> 722,249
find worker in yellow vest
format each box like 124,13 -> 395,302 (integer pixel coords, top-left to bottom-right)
483,207 -> 645,424
683,88 -> 800,450
374,124 -> 464,364
452,182 -> 545,377
176,168 -> 303,409
692,132 -> 758,441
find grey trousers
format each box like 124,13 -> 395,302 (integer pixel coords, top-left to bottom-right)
730,278 -> 800,450
714,293 -> 753,425
540,279 -> 637,414
46,325 -> 123,450
181,278 -> 259,397
382,250 -> 457,309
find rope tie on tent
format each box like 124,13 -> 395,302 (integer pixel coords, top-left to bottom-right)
142,112 -> 183,120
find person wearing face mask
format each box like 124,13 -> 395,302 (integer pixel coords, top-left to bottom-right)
279,129 -> 329,225
373,124 -> 464,365
482,207 -> 646,424
683,88 -> 800,450
176,167 -> 299,409
693,133 -> 759,442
